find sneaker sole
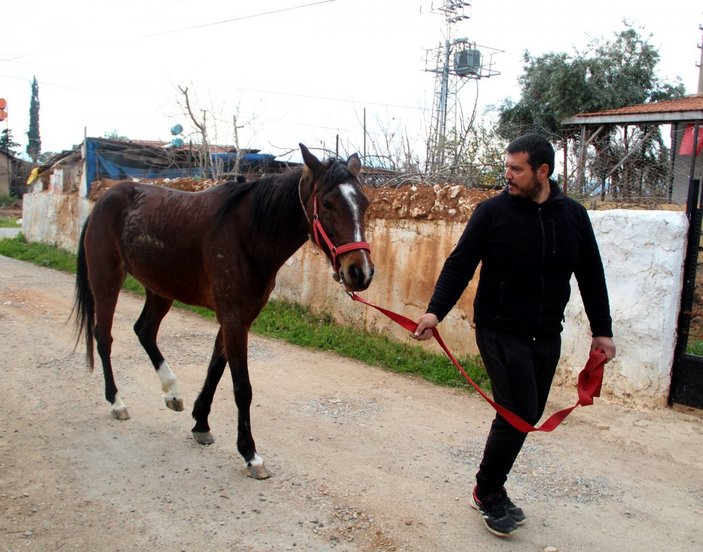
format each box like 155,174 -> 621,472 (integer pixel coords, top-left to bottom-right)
511,513 -> 527,526
469,495 -> 518,537
471,494 -> 527,526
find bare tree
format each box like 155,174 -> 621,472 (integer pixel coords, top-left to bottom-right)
177,85 -> 212,178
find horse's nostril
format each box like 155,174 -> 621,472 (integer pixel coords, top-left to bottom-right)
349,264 -> 361,282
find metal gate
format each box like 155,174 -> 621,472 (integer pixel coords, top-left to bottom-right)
669,177 -> 703,409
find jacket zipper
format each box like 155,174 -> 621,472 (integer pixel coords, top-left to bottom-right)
538,207 -> 546,318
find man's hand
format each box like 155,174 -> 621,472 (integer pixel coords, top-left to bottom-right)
592,336 -> 616,362
411,313 -> 439,341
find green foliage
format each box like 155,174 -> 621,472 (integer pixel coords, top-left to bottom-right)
496,25 -> 686,141
0,216 -> 20,228
0,234 -> 74,271
0,129 -> 20,156
0,194 -> 18,209
443,120 -> 506,187
251,299 -> 487,388
0,236 -> 490,391
26,76 -> 41,162
686,339 -> 703,356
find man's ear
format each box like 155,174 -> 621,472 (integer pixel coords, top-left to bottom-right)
538,163 -> 550,180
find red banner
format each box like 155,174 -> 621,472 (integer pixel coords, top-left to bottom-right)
679,124 -> 703,156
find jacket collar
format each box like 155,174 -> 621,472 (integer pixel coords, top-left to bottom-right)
503,179 -> 565,207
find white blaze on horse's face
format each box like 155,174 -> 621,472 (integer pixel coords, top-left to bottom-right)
339,183 -> 364,242
338,182 -> 374,290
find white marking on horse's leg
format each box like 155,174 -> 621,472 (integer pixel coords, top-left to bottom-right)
111,393 -> 130,420
248,453 -> 264,467
158,361 -> 184,411
246,453 -> 270,479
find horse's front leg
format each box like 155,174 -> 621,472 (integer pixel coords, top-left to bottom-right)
223,324 -> 269,480
134,291 -> 182,412
192,328 -> 226,445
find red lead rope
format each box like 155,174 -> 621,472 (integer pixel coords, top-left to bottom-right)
348,292 -> 607,433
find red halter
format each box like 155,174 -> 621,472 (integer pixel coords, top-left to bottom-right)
311,194 -> 371,272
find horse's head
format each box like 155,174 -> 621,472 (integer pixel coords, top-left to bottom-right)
299,143 -> 375,292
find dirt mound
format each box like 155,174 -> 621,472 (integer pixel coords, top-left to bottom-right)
364,183 -> 496,221
87,177 -> 497,221
87,178 -> 218,202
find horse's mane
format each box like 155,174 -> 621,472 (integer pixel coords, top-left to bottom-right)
216,158 -> 359,241
215,169 -> 302,240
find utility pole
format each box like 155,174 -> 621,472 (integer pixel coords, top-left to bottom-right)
423,1 -> 501,174
698,25 -> 703,94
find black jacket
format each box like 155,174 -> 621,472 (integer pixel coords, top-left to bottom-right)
427,181 -> 613,338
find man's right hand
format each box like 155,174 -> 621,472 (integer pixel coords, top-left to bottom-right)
411,313 -> 439,341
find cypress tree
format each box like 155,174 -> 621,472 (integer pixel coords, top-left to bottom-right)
26,76 -> 41,163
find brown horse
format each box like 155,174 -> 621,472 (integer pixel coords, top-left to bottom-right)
73,143 -> 374,478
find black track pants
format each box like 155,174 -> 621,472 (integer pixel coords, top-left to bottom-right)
474,327 -> 561,498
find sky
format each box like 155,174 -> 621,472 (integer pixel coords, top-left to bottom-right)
1,0 -> 702,163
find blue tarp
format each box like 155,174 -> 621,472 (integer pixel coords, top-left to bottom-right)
84,138 -> 278,192
95,155 -> 201,180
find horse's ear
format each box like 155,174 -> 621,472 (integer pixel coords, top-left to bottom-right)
299,143 -> 322,175
347,153 -> 361,177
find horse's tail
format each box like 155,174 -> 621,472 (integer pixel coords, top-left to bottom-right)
72,217 -> 95,370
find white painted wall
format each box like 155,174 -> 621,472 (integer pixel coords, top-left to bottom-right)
22,193 -> 90,252
559,211 -> 687,406
20,191 -> 689,407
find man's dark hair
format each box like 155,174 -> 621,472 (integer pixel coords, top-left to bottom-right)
507,133 -> 555,177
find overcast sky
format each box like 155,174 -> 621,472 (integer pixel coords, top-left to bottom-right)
2,0 -> 702,161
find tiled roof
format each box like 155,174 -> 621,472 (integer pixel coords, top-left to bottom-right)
572,95 -> 703,118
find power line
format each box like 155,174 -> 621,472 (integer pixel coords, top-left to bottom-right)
232,86 -> 429,112
0,73 -> 79,90
141,0 -> 339,38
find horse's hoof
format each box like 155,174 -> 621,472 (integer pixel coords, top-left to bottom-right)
247,463 -> 270,480
192,431 -> 214,445
111,407 -> 130,420
165,397 -> 184,412
246,454 -> 270,479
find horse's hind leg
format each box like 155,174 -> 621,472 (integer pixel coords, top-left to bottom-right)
223,324 -> 269,479
191,328 -> 226,445
134,290 -> 182,411
92,272 -> 129,420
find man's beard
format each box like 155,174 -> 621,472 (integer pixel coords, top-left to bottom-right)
507,175 -> 542,200
523,175 -> 542,200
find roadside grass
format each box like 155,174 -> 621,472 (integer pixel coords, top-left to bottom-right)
0,216 -> 20,228
0,234 -> 489,390
687,340 -> 703,356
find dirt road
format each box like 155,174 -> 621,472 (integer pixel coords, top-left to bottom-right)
1,254 -> 701,552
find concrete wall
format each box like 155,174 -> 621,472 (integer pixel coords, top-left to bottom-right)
0,153 -> 10,196
22,193 -> 91,251
21,191 -> 688,407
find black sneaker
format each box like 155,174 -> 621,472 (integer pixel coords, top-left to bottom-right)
470,487 -> 518,537
499,487 -> 526,525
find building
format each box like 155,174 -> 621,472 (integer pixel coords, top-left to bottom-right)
0,149 -> 31,197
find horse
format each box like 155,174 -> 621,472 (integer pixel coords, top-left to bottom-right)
73,143 -> 374,479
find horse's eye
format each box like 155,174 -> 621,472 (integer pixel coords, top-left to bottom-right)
321,199 -> 332,209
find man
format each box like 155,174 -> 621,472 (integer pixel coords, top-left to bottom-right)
412,133 -> 616,537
